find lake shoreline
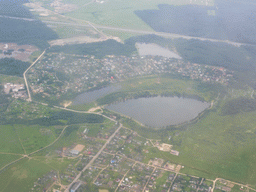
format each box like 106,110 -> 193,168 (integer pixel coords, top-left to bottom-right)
106,96 -> 210,128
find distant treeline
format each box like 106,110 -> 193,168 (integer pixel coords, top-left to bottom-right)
97,89 -> 208,106
222,97 -> 256,115
4,111 -> 104,126
0,85 -> 11,113
49,40 -> 137,58
0,58 -> 30,77
128,34 -> 256,87
135,0 -> 256,44
129,34 -> 256,72
174,39 -> 256,72
0,0 -> 58,49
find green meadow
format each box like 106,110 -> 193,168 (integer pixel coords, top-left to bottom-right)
0,125 -> 24,154
0,159 -> 52,192
14,125 -> 57,154
64,0 -> 214,30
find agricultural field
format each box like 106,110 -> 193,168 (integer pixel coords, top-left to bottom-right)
64,0 -> 214,31
177,106 -> 256,185
0,154 -> 22,170
0,125 -> 25,154
0,159 -> 52,192
14,124 -> 57,154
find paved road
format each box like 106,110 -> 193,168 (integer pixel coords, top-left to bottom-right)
42,20 -> 248,47
0,15 -> 252,47
65,123 -> 122,192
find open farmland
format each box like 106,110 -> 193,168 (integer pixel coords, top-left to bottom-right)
0,159 -> 52,192
64,0 -> 214,31
0,125 -> 24,154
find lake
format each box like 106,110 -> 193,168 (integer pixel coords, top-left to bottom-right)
106,96 -> 210,127
136,43 -> 182,59
72,85 -> 121,105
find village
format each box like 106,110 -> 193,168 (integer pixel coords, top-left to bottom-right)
28,123 -> 217,192
27,53 -> 233,101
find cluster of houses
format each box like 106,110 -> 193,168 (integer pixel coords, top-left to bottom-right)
3,83 -> 27,99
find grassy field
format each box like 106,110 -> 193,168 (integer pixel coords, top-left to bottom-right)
119,75 -> 219,102
68,102 -> 96,111
180,166 -> 216,180
29,119 -> 114,157
102,29 -> 139,41
122,102 -> 256,185
0,154 -> 22,170
115,76 -> 256,184
0,74 -> 24,84
0,125 -> 24,154
64,0 -> 214,31
14,125 -> 57,154
176,107 -> 256,185
62,0 -> 92,6
0,158 -> 52,192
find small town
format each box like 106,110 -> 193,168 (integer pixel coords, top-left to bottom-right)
29,125 -> 215,192
27,53 -> 233,101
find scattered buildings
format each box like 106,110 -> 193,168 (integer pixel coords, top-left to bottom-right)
3,83 -> 27,99
70,182 -> 81,192
0,43 -> 38,61
28,53 -> 233,101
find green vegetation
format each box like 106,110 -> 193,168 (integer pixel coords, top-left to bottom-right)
53,24 -> 100,39
0,58 -> 30,77
0,74 -> 24,84
0,158 -> 52,192
6,110 -> 104,126
64,125 -> 79,137
97,75 -> 221,105
172,104 -> 256,184
0,86 -> 11,114
49,39 -> 137,58
0,125 -> 24,154
102,30 -> 139,41
174,39 -> 256,72
0,0 -> 58,49
0,154 -> 22,170
15,124 -> 57,154
68,102 -> 96,111
120,100 -> 256,184
221,97 -> 256,115
29,50 -> 43,63
180,166 -> 216,180
64,0 -> 214,31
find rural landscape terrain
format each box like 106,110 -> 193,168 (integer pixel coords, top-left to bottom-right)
1,0 -> 256,192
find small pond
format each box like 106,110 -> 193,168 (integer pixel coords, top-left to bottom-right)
136,43 -> 182,59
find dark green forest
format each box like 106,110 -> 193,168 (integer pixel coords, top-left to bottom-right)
0,58 -> 30,77
222,97 -> 256,115
0,0 -> 58,49
5,111 -> 104,126
49,40 -> 137,58
135,0 -> 256,44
